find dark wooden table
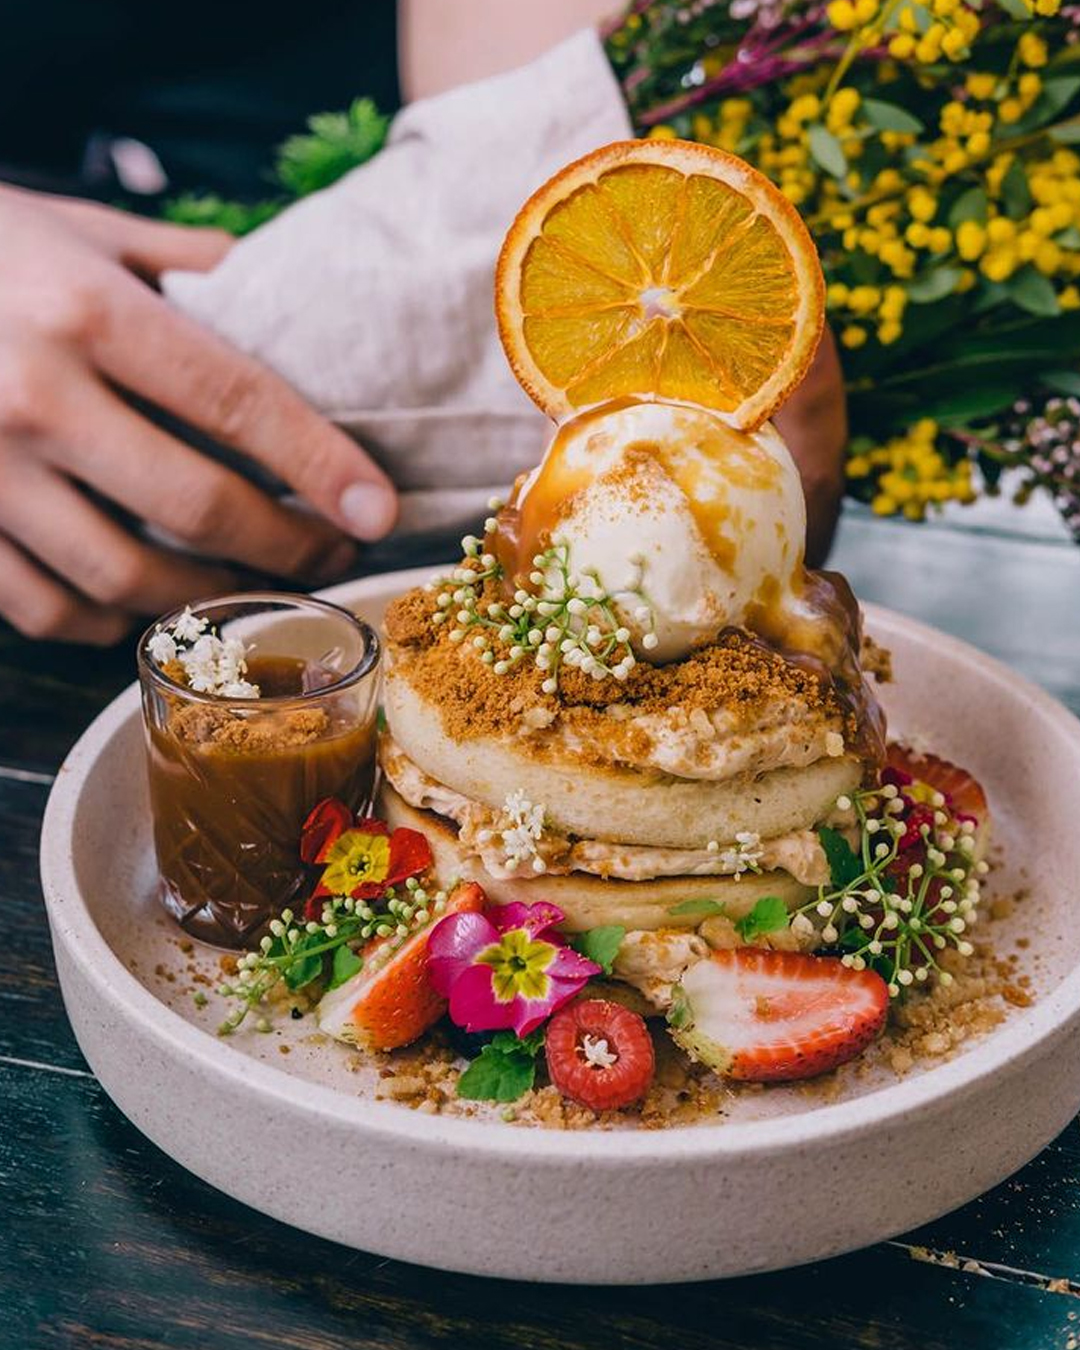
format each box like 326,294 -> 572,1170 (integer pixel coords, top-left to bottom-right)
5,508 -> 1080,1350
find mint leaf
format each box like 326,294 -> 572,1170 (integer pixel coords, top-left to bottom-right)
818,826 -> 863,889
457,1030 -> 544,1102
494,1028 -> 546,1057
283,933 -> 326,990
328,944 -> 363,991
569,925 -> 626,975
667,985 -> 691,1030
668,898 -> 726,917
733,896 -> 790,942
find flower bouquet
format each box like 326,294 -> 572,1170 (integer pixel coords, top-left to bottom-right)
604,0 -> 1080,533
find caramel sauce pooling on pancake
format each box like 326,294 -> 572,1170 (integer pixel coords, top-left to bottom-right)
490,399 -> 885,764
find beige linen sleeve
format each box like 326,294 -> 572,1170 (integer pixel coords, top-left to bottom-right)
163,29 -> 632,538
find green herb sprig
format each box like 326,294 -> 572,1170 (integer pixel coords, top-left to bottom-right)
218,877 -> 449,1034
162,98 -> 389,236
667,895 -> 790,942
794,786 -> 986,996
457,1030 -> 546,1102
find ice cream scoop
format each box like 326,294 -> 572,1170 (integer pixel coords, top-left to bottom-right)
505,398 -> 809,663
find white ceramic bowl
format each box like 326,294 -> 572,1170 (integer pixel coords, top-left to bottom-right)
40,569 -> 1080,1284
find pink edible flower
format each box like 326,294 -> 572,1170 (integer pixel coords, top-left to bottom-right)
427,901 -> 600,1037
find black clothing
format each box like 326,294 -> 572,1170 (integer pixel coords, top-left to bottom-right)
0,0 -> 399,203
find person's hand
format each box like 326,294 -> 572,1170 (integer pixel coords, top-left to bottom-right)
774,325 -> 848,568
0,186 -> 398,644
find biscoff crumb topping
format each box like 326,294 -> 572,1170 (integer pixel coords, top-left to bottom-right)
168,703 -> 329,751
385,584 -> 846,743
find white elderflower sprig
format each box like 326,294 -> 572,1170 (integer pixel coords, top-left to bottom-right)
218,881 -> 451,1034
794,782 -> 987,998
148,607 -> 260,699
431,534 -> 656,694
499,789 -> 547,874
706,830 -> 763,878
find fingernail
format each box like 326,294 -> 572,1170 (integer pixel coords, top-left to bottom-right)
339,483 -> 398,541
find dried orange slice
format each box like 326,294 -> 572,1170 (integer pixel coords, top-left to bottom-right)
495,139 -> 824,430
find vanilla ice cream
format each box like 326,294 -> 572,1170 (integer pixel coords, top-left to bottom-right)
512,399 -> 808,662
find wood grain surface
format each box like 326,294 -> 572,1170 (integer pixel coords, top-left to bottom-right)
4,511 -> 1080,1350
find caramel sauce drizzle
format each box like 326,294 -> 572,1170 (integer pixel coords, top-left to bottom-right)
489,399 -> 885,765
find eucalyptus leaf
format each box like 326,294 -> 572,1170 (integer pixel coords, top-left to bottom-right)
1009,267 -> 1061,318
808,124 -> 847,179
948,187 -> 988,229
906,267 -> 963,304
1001,158 -> 1033,220
1042,369 -> 1080,396
861,99 -> 924,134
927,384 -> 1023,424
1049,120 -> 1080,144
1056,226 -> 1080,248
997,0 -> 1030,16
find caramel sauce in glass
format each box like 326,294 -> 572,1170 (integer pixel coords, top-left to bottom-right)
139,596 -> 380,948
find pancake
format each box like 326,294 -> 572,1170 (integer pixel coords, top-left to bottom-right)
380,784 -> 815,932
384,665 -> 861,850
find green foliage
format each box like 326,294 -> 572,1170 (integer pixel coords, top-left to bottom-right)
733,897 -> 790,942
457,1030 -> 545,1102
667,898 -> 725,917
160,194 -> 280,236
329,944 -> 364,991
275,98 -> 389,196
568,926 -> 627,975
818,826 -> 863,890
161,98 -> 389,237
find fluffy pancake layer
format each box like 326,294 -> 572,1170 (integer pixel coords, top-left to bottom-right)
385,665 -> 861,849
380,784 -> 816,933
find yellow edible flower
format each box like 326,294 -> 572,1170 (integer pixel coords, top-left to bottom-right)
956,221 -> 986,260
981,249 -> 1018,282
965,73 -> 997,100
827,0 -> 860,29
1019,32 -> 1048,67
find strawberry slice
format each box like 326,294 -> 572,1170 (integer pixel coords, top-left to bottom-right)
670,949 -> 888,1082
317,882 -> 485,1050
545,999 -> 656,1111
886,745 -> 988,826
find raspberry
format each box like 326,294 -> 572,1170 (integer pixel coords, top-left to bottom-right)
544,999 -> 655,1111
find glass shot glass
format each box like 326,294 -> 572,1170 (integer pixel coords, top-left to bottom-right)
137,592 -> 380,948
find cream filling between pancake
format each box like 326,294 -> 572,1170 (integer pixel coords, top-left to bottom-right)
381,735 -> 831,886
